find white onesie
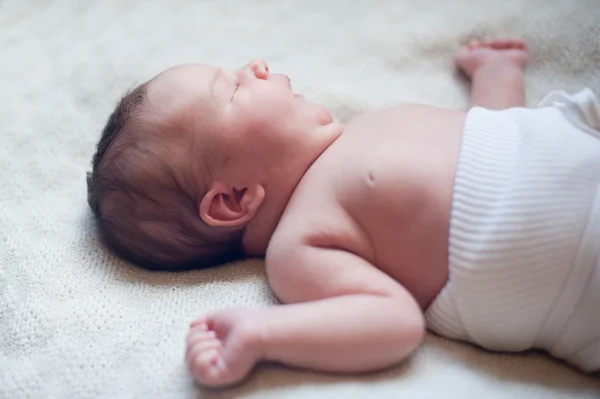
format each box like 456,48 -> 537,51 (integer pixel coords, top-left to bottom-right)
425,88 -> 600,372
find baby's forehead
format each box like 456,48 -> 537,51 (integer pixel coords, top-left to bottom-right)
154,63 -> 217,86
146,63 -> 219,111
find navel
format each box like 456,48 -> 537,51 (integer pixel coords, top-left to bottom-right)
365,170 -> 376,187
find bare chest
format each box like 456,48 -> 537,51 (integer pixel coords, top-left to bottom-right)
280,105 -> 466,308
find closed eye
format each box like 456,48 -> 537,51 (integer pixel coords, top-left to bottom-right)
230,84 -> 239,102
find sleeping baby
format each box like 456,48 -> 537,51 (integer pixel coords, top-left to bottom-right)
87,37 -> 600,387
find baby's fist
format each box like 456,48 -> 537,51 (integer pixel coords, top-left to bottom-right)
186,308 -> 265,388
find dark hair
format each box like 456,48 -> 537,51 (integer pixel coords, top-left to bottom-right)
87,83 -> 244,271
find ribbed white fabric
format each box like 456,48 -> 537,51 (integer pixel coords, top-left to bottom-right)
425,89 -> 600,372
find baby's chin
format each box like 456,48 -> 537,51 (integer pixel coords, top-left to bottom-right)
294,93 -> 332,125
312,102 -> 334,126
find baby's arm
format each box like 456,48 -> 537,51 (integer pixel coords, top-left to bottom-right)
261,246 -> 424,372
186,245 -> 424,387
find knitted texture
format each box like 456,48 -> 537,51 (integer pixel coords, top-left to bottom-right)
1,1 -> 600,398
426,103 -> 600,372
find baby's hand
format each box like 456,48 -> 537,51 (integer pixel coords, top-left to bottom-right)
186,308 -> 265,388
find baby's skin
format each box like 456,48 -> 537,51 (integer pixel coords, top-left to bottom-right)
180,38 -> 529,387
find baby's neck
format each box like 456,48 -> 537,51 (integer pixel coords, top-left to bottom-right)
241,192 -> 291,256
241,122 -> 344,256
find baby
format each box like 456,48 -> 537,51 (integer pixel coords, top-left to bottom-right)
87,38 -> 600,387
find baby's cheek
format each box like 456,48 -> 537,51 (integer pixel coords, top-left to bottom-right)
258,99 -> 297,122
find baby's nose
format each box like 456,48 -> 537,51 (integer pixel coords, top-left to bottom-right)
247,59 -> 269,79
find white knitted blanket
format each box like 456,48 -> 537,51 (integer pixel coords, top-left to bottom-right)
1,1 -> 599,398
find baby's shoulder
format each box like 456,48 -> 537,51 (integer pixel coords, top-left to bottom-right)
268,192 -> 372,278
272,193 -> 355,250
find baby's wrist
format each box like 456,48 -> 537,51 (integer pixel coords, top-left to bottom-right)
240,308 -> 270,362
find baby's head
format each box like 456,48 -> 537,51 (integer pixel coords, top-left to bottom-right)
87,60 -> 341,270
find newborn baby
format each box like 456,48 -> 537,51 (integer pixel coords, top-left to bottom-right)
87,38 -> 600,387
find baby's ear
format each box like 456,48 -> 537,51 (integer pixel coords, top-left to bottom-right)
199,183 -> 265,227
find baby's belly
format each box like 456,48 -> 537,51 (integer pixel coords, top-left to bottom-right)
342,106 -> 465,309
426,101 -> 600,371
